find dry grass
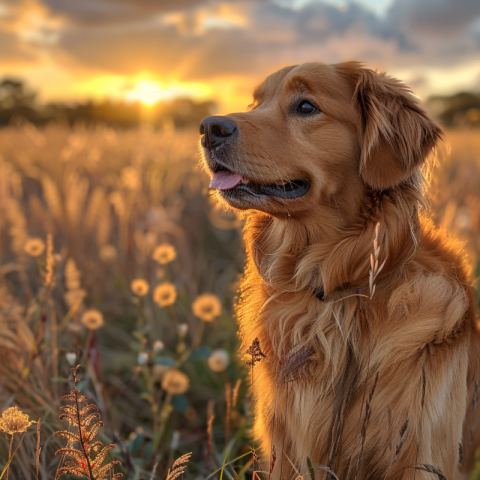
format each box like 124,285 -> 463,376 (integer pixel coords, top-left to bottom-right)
0,124 -> 478,479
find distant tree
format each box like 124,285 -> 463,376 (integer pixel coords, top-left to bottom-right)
0,76 -> 217,129
0,78 -> 36,109
427,92 -> 480,127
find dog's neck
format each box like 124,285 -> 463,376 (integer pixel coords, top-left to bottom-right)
244,182 -> 423,299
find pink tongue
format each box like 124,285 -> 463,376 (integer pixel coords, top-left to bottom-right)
210,171 -> 243,190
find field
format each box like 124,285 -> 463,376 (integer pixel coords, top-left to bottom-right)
0,124 -> 479,479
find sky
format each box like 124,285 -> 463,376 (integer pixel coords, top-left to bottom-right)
1,0 -> 479,112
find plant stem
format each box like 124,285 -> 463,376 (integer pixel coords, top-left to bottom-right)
73,371 -> 95,480
0,433 -> 26,480
6,435 -> 12,480
175,320 -> 204,366
153,392 -> 172,453
49,299 -> 59,402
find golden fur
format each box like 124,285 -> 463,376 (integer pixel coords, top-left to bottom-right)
201,62 -> 480,479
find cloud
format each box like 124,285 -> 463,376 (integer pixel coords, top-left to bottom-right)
1,0 -> 479,106
389,0 -> 480,37
38,0 -> 209,25
0,29 -> 36,63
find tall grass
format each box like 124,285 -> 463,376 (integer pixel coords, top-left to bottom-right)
0,124 -> 250,479
0,124 -> 478,478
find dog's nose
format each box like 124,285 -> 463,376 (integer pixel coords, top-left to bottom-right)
200,116 -> 237,148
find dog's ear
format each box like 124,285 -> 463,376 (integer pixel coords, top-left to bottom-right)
337,62 -> 443,189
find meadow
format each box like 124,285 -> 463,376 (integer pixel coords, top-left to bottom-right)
0,124 -> 479,479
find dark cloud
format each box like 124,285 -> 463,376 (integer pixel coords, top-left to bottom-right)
39,0 -> 208,25
51,0 -> 480,81
58,23 -> 268,79
388,0 -> 480,37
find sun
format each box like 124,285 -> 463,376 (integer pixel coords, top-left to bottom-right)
125,81 -> 165,105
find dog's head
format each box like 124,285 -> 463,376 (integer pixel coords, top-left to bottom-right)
200,62 -> 442,219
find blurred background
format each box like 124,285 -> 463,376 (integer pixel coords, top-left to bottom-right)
0,0 -> 479,479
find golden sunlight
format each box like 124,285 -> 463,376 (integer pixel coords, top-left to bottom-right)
125,81 -> 166,105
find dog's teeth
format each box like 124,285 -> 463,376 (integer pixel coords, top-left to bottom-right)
242,177 -> 249,184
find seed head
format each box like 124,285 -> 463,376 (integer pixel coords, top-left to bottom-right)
208,349 -> 230,372
99,244 -> 118,263
81,309 -> 104,330
0,406 -> 36,435
24,237 -> 45,257
244,337 -> 266,369
162,369 -> 190,395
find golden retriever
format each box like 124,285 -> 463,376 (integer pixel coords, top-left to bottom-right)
200,62 -> 480,480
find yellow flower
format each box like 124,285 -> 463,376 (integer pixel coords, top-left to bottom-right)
24,238 -> 45,257
81,309 -> 104,330
0,407 -> 35,435
64,288 -> 86,308
153,283 -> 177,307
207,349 -> 230,372
192,293 -> 222,322
152,244 -> 177,265
161,369 -> 189,395
131,279 -> 149,296
99,244 -> 117,263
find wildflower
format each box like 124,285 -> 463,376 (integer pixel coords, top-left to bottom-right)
54,366 -> 123,479
64,288 -> 86,308
192,293 -> 222,322
153,282 -> 177,307
131,279 -> 149,296
24,237 -> 45,257
208,349 -> 230,372
65,352 -> 77,366
243,337 -> 266,369
152,243 -> 177,265
99,244 -> 118,263
177,323 -> 188,336
81,309 -> 104,330
137,352 -> 148,365
153,340 -> 165,352
162,369 -> 190,395
0,407 -> 35,435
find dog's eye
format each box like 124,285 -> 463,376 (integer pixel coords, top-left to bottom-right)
296,101 -> 318,114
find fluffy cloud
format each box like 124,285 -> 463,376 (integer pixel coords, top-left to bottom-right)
0,0 -> 479,104
38,0 -> 208,25
51,0 -> 480,76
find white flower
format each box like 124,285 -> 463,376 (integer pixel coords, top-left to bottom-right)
137,352 -> 148,365
177,323 -> 188,336
162,369 -> 189,395
207,349 -> 230,372
153,340 -> 165,352
65,352 -> 77,366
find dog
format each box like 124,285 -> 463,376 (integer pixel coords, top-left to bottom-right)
200,62 -> 480,480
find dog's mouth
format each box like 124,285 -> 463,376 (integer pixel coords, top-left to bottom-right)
209,164 -> 310,199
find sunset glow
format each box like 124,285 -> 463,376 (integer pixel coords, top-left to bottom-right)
125,81 -> 166,105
